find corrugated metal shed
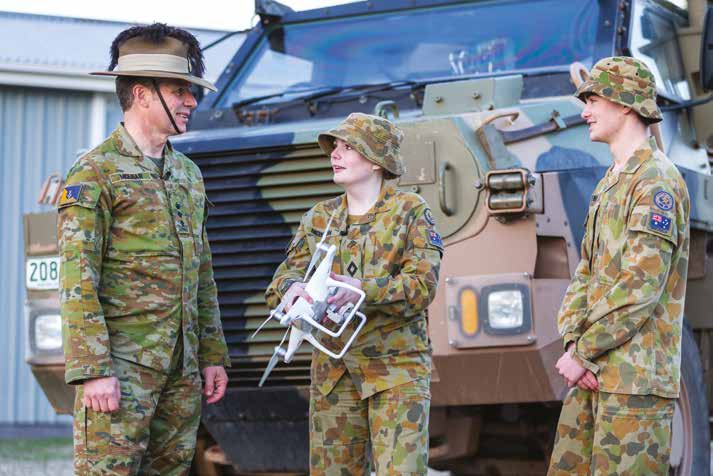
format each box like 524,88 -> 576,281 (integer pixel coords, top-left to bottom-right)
0,86 -> 119,424
0,11 -> 245,91
0,11 -> 244,424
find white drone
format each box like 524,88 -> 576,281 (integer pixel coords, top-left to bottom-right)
251,214 -> 367,386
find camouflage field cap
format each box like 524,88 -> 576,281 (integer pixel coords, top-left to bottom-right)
575,56 -> 662,123
318,113 -> 404,178
92,33 -> 216,91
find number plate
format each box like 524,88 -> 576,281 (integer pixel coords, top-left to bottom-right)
26,256 -> 60,290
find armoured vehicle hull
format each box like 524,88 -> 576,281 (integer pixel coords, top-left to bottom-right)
24,0 -> 713,474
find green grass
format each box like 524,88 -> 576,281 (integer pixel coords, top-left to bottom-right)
0,437 -> 73,462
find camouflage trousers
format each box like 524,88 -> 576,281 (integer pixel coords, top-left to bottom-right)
309,373 -> 430,476
72,348 -> 202,475
547,387 -> 675,476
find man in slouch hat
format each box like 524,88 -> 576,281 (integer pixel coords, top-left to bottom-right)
58,23 -> 229,475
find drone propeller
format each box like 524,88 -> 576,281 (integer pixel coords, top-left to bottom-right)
258,328 -> 290,387
250,300 -> 285,341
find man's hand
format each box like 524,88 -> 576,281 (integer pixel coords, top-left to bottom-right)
83,376 -> 121,413
283,282 -> 313,312
327,273 -> 362,309
576,370 -> 599,392
555,350 -> 587,387
202,366 -> 228,404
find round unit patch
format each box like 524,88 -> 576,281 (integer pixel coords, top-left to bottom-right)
424,208 -> 435,226
653,191 -> 674,211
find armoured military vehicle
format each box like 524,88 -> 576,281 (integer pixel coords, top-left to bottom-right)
24,0 -> 713,474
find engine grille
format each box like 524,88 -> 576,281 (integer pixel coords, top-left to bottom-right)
192,144 -> 340,388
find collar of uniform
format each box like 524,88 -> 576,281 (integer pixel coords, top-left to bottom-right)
341,182 -> 397,225
371,183 -> 397,214
113,124 -> 143,158
619,136 -> 655,175
114,123 -> 178,177
325,183 -> 396,229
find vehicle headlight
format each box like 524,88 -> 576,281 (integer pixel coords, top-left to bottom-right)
482,284 -> 531,335
34,314 -> 62,351
488,290 -> 523,329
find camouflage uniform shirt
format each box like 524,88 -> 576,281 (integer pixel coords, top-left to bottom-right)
266,184 -> 443,398
59,124 -> 230,384
558,137 -> 689,398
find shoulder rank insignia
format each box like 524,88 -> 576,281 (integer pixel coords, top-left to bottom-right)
59,184 -> 83,206
649,212 -> 671,234
653,190 -> 674,211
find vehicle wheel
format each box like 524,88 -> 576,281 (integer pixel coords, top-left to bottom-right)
669,323 -> 710,476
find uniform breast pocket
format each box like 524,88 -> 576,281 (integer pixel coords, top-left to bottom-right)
165,181 -> 206,236
363,228 -> 403,279
111,178 -> 171,246
113,178 -> 165,214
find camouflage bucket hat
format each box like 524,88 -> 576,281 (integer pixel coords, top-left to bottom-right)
318,113 -> 404,178
575,56 -> 662,124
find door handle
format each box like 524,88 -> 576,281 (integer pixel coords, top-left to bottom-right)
438,161 -> 455,216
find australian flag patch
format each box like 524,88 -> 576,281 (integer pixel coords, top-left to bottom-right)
648,212 -> 671,234
428,228 -> 443,248
59,184 -> 82,206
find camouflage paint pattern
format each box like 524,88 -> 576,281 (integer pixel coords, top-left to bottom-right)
58,124 -> 229,385
73,344 -> 202,475
548,388 -> 674,476
266,183 -> 442,399
318,113 -> 405,178
558,137 -> 690,398
309,375 -> 430,476
575,56 -> 662,123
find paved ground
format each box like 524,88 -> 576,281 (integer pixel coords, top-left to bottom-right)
0,425 -> 451,476
0,425 -> 73,476
0,425 -> 708,475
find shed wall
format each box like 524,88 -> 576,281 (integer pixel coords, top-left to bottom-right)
0,85 -> 121,423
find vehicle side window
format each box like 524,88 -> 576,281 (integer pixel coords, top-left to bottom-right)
630,0 -> 690,100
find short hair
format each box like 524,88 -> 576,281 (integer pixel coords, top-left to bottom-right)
115,77 -> 154,111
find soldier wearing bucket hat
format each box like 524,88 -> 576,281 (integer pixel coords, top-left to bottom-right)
58,23 -> 229,475
548,57 -> 690,475
267,113 -> 443,475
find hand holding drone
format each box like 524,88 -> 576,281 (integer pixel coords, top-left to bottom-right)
253,218 -> 367,386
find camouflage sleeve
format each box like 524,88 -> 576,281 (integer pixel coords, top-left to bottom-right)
197,204 -> 230,369
572,184 -> 678,373
556,257 -> 591,350
265,218 -> 310,310
58,161 -> 113,385
361,203 -> 443,317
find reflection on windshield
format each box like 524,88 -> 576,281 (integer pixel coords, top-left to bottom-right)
630,0 -> 690,100
221,0 -> 599,106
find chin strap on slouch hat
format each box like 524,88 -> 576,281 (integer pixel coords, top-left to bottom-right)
152,78 -> 181,135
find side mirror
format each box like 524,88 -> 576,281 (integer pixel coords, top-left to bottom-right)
700,7 -> 713,91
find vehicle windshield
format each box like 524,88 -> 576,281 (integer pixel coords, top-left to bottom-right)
219,0 -> 600,106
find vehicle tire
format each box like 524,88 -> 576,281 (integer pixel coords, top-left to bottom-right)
669,322 -> 710,476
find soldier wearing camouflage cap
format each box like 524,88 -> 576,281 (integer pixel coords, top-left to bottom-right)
548,57 -> 689,475
59,23 -> 229,475
267,113 -> 443,475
